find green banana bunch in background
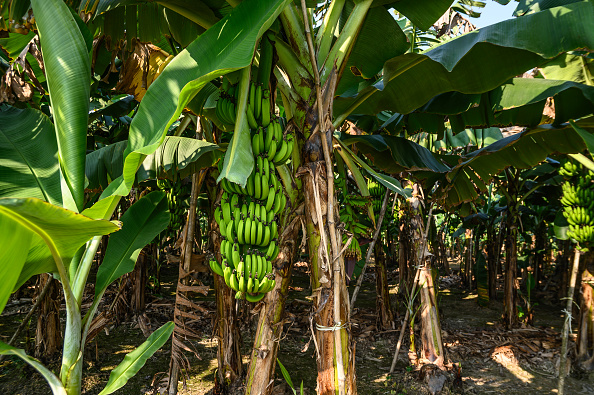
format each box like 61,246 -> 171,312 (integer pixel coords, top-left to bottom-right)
560,159 -> 594,249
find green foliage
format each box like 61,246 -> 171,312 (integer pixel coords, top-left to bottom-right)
98,322 -> 175,395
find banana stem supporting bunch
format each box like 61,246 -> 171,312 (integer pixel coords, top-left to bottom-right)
211,33 -> 295,301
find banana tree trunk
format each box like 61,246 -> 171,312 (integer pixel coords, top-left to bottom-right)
419,265 -> 444,367
463,230 -> 473,286
303,157 -> 356,395
245,217 -> 299,394
503,207 -> 519,329
577,254 -> 594,371
398,219 -> 411,295
487,225 -> 498,300
375,242 -> 394,330
35,273 -> 62,361
534,222 -> 546,291
211,192 -> 243,391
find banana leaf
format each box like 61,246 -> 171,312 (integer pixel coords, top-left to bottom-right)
32,0 -> 92,212
0,198 -> 120,310
85,137 -> 220,191
334,2 -> 594,120
95,191 -> 169,296
98,321 -> 174,395
0,106 -> 62,206
101,0 -> 290,199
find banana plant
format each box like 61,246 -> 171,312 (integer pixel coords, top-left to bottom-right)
0,1 -> 187,393
4,0 -> 594,393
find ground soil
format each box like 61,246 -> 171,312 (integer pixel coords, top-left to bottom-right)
1,257 -> 593,394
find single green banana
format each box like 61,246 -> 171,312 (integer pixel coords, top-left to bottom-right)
267,139 -> 278,161
247,276 -> 254,293
245,217 -> 252,247
210,260 -> 224,277
232,243 -> 241,268
255,84 -> 262,120
261,90 -> 271,127
265,157 -> 272,180
273,138 -> 288,164
265,240 -> 276,260
248,201 -> 256,220
252,130 -> 261,155
251,219 -> 258,245
265,124 -> 275,151
238,219 -> 245,244
223,263 -> 232,286
245,292 -> 265,303
229,270 -> 240,291
233,206 -> 241,234
226,220 -> 235,242
266,187 -> 276,212
255,172 -> 262,199
261,174 -> 270,200
256,221 -> 264,246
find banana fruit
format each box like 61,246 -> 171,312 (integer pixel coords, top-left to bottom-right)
560,160 -> 594,249
212,32 -> 295,300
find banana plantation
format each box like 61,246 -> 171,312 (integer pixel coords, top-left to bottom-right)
2,0 -> 594,394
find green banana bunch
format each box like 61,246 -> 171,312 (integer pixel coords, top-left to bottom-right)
215,78 -> 239,126
560,160 -> 594,250
213,31 -> 292,301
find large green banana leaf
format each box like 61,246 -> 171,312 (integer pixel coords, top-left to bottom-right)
95,191 -> 169,297
397,78 -> 594,135
341,134 -> 451,174
513,0 -> 583,16
0,198 -> 120,312
31,0 -> 91,212
334,2 -> 594,120
0,107 -> 61,206
373,0 -> 456,31
540,53 -> 594,85
428,121 -> 594,211
102,0 -> 289,199
85,137 -> 220,190
347,118 -> 594,214
335,5 -> 409,97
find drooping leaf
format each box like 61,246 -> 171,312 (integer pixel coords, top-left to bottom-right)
31,0 -> 92,212
0,341 -> 67,395
342,134 -> 450,173
95,191 -> 169,296
0,31 -> 35,61
334,136 -> 409,197
334,144 -> 376,225
85,137 -> 220,190
387,0 -> 457,31
0,198 -> 120,299
0,213 -> 32,314
0,106 -> 62,206
540,53 -> 594,85
432,120 -> 593,209
405,78 -> 594,134
334,2 -> 594,119
98,321 -> 174,395
336,5 -> 409,96
513,0 -> 583,16
102,0 -> 290,199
